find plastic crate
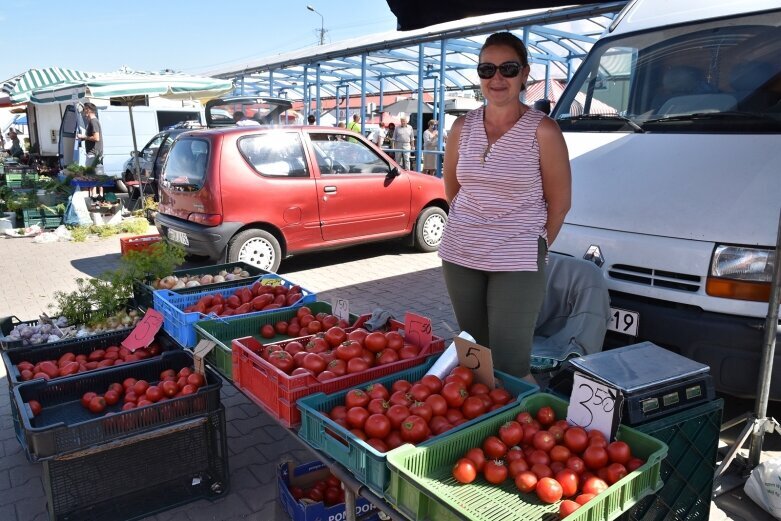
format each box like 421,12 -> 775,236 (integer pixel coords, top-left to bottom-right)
43,406 -> 229,521
194,301 -> 366,380
297,357 -> 539,495
12,350 -> 222,461
22,207 -> 63,229
133,261 -> 270,309
120,234 -> 162,256
153,274 -> 316,348
232,318 -> 446,427
2,328 -> 182,389
278,460 -> 380,521
5,171 -> 38,188
619,399 -> 723,521
385,393 -> 668,521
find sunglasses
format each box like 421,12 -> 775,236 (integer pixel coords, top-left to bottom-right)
477,61 -> 523,79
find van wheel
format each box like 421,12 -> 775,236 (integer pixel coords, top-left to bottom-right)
413,207 -> 447,253
228,229 -> 281,272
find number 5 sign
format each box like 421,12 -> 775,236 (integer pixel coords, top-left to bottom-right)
404,312 -> 432,350
567,371 -> 623,440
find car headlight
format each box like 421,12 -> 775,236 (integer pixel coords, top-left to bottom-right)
706,245 -> 774,301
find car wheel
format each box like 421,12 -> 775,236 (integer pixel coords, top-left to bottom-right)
228,229 -> 281,272
413,206 -> 447,252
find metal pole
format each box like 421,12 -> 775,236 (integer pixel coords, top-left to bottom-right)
360,53 -> 367,134
316,64 -> 322,124
749,208 -> 781,465
437,39 -> 447,177
128,102 -> 144,209
415,43 -> 425,172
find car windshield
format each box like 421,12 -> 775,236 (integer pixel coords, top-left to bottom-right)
554,10 -> 781,133
206,97 -> 297,127
162,138 -> 209,191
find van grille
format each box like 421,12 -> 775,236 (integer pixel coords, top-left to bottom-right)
608,264 -> 701,292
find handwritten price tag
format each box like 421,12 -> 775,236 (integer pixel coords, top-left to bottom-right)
261,278 -> 284,287
454,336 -> 495,388
404,312 -> 432,350
121,309 -> 164,352
567,371 -> 623,440
331,298 -> 350,323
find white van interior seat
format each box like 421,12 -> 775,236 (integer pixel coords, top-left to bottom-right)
730,61 -> 776,111
651,65 -> 718,114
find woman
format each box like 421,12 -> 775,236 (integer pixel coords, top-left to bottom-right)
438,32 -> 571,382
422,119 -> 439,174
384,122 -> 396,160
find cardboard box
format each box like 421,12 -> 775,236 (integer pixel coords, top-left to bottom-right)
278,461 -> 379,521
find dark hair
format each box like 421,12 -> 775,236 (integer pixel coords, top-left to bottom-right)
480,32 -> 529,68
307,114 -> 316,124
83,102 -> 98,113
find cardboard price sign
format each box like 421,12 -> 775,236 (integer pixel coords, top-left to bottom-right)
260,278 -> 284,287
331,298 -> 350,322
404,312 -> 432,349
453,336 -> 495,388
192,339 -> 216,375
567,371 -> 623,440
121,309 -> 164,352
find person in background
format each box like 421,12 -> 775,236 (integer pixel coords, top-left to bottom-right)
77,103 -> 105,197
233,111 -> 261,126
369,122 -> 386,148
307,114 -> 316,125
337,121 -> 346,129
346,114 -> 361,133
422,119 -> 439,175
392,116 -> 414,169
438,31 -> 571,383
5,129 -> 23,159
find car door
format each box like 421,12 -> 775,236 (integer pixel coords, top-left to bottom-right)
151,133 -> 176,189
306,130 -> 411,241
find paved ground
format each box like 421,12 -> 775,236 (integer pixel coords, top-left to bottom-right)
0,231 -> 776,520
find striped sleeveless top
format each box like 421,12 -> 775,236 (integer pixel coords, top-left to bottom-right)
438,106 -> 547,272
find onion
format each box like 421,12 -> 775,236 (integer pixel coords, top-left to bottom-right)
212,275 -> 225,283
172,280 -> 186,290
47,334 -> 60,343
232,267 -> 242,275
225,274 -> 237,281
239,271 -> 249,277
40,324 -> 53,335
186,281 -> 200,287
161,276 -> 178,289
153,278 -> 162,289
200,274 -> 213,285
219,270 -> 228,277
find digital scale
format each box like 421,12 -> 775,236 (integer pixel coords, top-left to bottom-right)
548,342 -> 715,426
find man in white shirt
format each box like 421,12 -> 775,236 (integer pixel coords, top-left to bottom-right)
392,116 -> 415,170
369,123 -> 386,147
233,111 -> 261,127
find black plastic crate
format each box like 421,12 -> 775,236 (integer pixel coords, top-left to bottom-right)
3,329 -> 182,389
13,350 -> 222,461
132,261 -> 269,309
43,406 -> 229,521
619,398 -> 723,521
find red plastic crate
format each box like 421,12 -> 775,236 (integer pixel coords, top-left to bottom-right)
120,234 -> 162,256
231,318 -> 445,427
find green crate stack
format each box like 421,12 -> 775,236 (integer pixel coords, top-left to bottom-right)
22,207 -> 63,229
6,172 -> 39,188
619,399 -> 723,521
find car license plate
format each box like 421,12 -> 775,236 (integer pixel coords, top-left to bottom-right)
607,307 -> 639,337
167,229 -> 189,246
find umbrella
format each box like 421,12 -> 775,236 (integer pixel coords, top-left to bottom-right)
379,98 -> 433,117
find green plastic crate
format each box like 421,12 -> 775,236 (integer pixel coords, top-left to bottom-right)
5,172 -> 38,188
386,393 -> 668,521
193,301 -> 363,381
22,207 -> 63,229
619,399 -> 723,521
297,359 -> 538,496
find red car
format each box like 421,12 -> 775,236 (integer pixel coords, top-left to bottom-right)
155,125 -> 448,272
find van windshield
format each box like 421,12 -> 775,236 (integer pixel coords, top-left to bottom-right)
162,138 -> 209,191
554,10 -> 781,133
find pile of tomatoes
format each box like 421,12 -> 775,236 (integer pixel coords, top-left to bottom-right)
14,342 -> 164,382
182,281 -> 305,317
258,323 -> 422,382
325,365 -> 513,452
450,405 -> 645,519
288,472 -> 346,507
259,306 -> 351,339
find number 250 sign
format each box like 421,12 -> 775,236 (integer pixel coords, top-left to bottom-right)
566,372 -> 623,440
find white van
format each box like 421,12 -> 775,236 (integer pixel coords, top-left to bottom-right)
551,0 -> 781,398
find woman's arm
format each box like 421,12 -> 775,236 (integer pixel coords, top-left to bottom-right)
443,116 -> 465,204
538,117 -> 571,246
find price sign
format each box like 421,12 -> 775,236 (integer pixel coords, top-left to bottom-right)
331,298 -> 350,323
453,336 -> 495,388
567,371 -> 623,440
260,278 -> 284,287
404,312 -> 432,350
193,339 -> 216,375
121,309 -> 164,352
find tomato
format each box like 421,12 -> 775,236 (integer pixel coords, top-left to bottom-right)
391,379 -> 412,394
555,468 -> 579,497
324,327 -> 347,348
424,394 -> 448,417
145,385 -> 163,402
607,441 -> 632,465
498,421 -> 524,447
527,449 -> 551,467
551,461 -> 565,475
268,351 -> 295,373
566,456 -> 585,475
627,457 -> 644,471
260,324 -> 276,339
446,408 -> 464,424
345,357 -> 368,374
307,487 -> 323,502
506,446 -> 524,462
335,340 -> 362,360
536,477 -> 563,504
482,436 -> 508,459
606,462 -> 627,484
347,328 -> 370,344
376,349 -> 399,365
429,415 -> 450,434
323,486 -> 341,506
420,374 -> 443,394
581,476 -> 609,496
367,398 -> 389,415
563,427 -> 589,453
399,415 -> 430,444
489,388 -> 512,405
536,406 -> 556,427
550,445 -> 571,463
386,404 -> 411,430
508,458 -> 529,477
364,413 -> 391,439
366,438 -> 388,453
589,437 -> 608,449
364,332 -> 388,353
385,430 -> 403,450
28,400 -> 42,416
575,493 -> 596,505
302,353 -> 327,375
452,458 -> 478,484
461,396 -> 487,420
483,460 -> 508,484
330,405 -> 348,421
104,390 -> 121,406
533,430 -> 556,452
389,390 -> 412,407
81,392 -> 98,409
548,424 -> 565,443
464,447 -> 486,472
442,382 -> 469,408
317,370 -> 338,382
385,331 -> 405,351
516,411 -> 534,425
346,407 -> 370,429
583,446 -> 609,470
559,499 -> 581,518
450,366 -> 474,387
187,373 -> 206,388
523,422 -> 540,445
409,402 -> 433,423
122,402 -> 136,411
515,471 -> 538,493
469,383 -> 490,395
531,463 -> 553,479
88,396 -> 106,414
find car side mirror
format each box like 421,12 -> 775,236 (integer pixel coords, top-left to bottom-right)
130,151 -> 139,157
387,166 -> 400,178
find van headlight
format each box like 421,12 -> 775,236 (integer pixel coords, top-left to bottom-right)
706,245 -> 774,301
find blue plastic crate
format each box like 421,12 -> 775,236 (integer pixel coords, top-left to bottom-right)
296,357 -> 539,495
152,274 -> 315,348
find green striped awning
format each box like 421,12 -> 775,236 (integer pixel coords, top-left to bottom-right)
5,67 -> 95,103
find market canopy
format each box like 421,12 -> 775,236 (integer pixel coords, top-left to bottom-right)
1,67 -> 95,104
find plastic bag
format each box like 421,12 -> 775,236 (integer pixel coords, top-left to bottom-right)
744,458 -> 781,519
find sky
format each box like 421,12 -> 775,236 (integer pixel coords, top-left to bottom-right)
0,0 -> 399,82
